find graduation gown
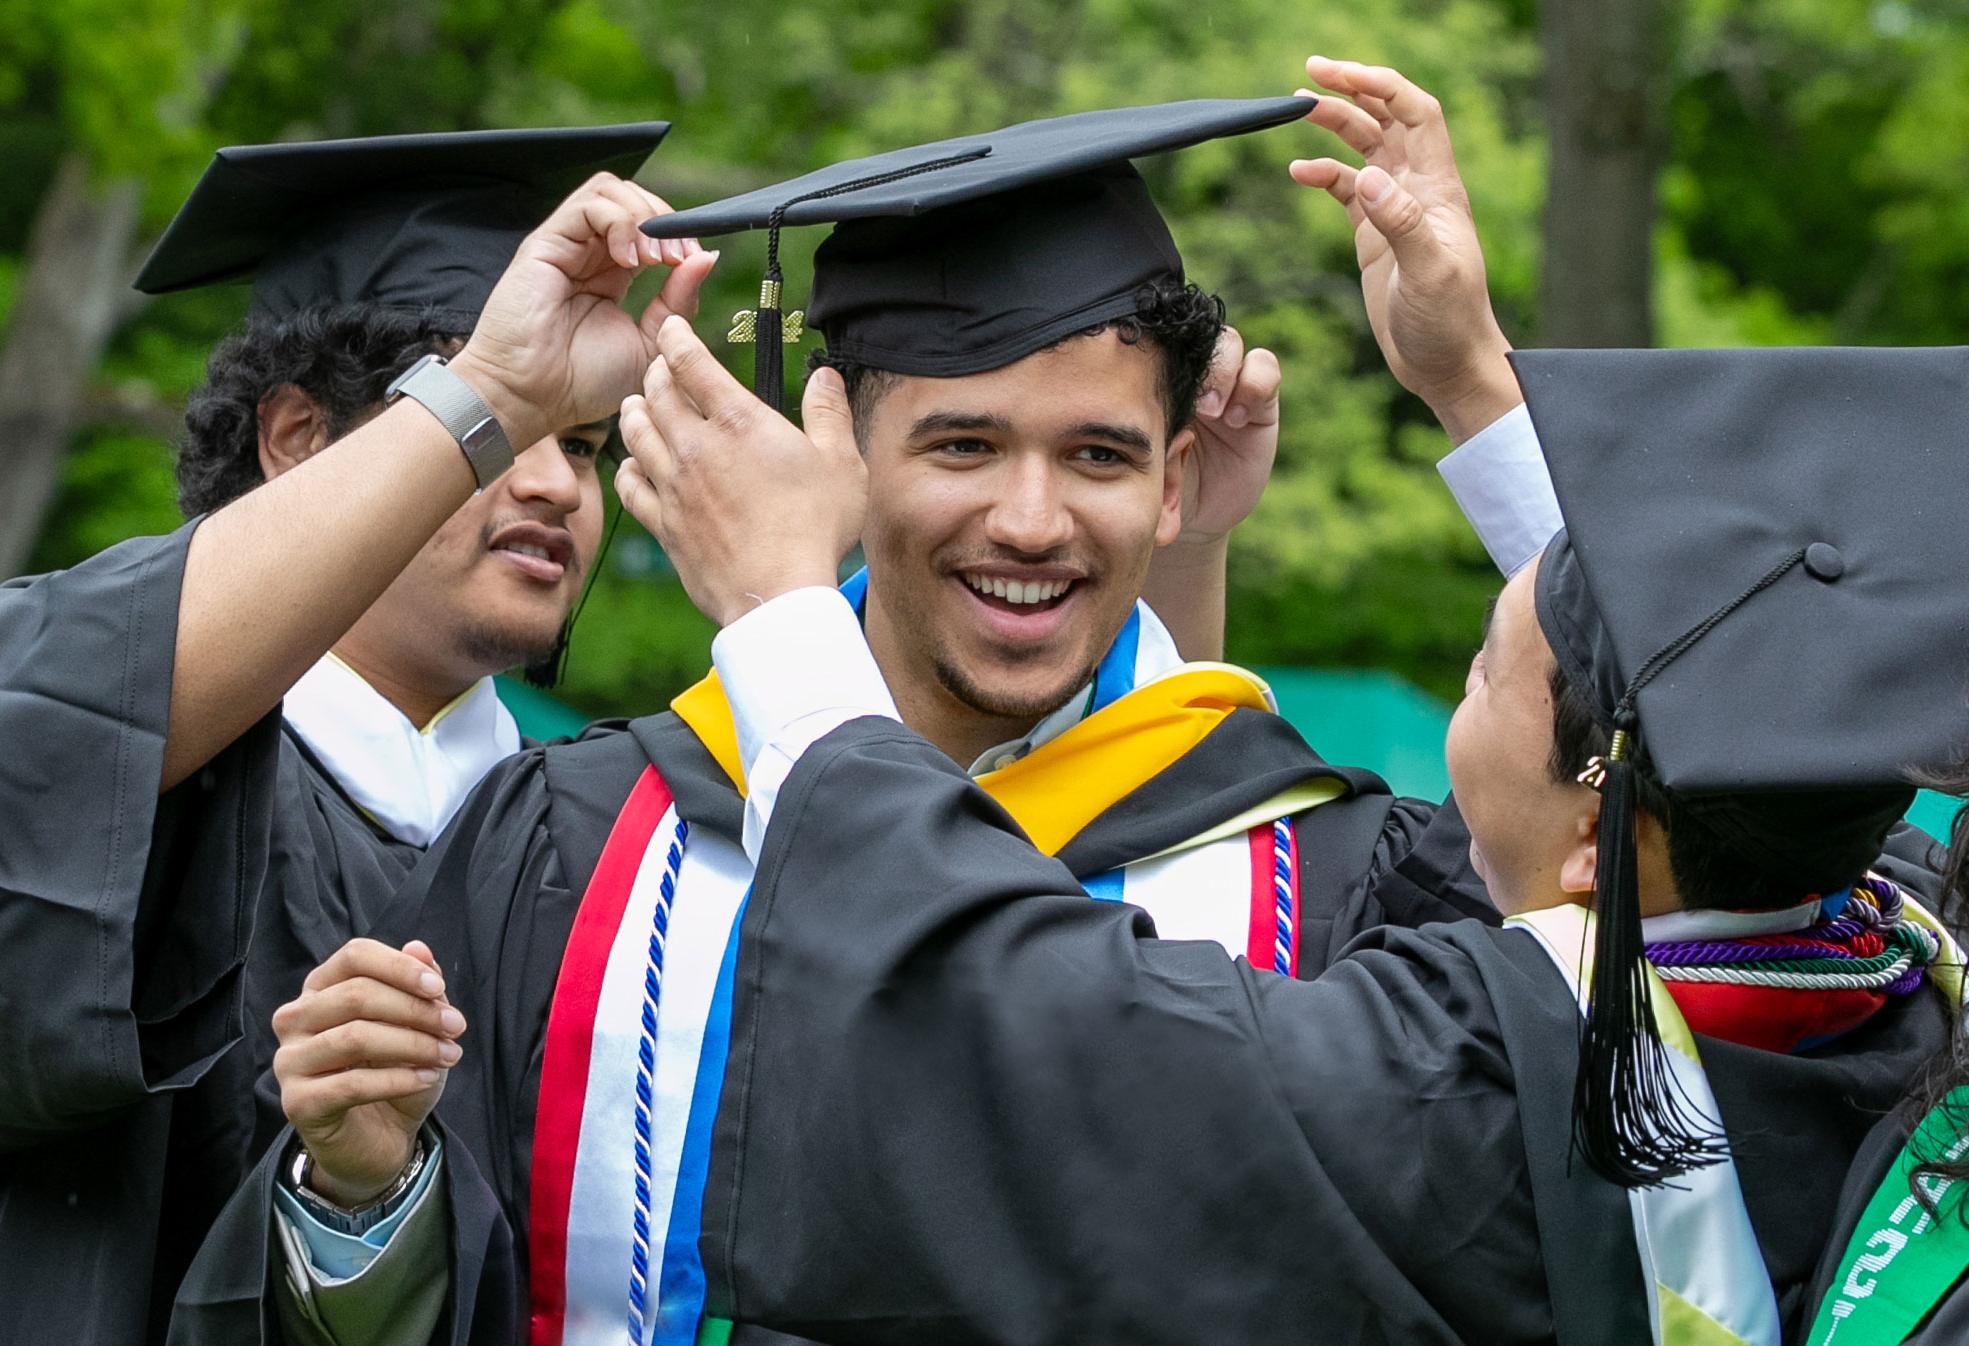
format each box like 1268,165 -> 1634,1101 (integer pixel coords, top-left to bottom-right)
675,720 -> 1946,1344
171,677 -> 1493,1345
0,525 -> 427,1345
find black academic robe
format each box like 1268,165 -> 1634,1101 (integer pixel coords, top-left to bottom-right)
663,723 -> 1953,1342
0,525 -> 427,1345
171,695 -> 1494,1345
683,720 -> 1947,1344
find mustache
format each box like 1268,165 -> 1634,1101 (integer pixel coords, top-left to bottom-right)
937,546 -> 1092,576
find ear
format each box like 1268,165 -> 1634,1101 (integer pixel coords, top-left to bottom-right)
257,384 -> 331,481
1156,425 -> 1195,547
1557,792 -> 1600,895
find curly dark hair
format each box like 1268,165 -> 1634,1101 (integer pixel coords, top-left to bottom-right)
807,277 -> 1226,447
176,304 -> 468,517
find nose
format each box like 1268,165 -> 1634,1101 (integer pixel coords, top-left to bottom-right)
982,454 -> 1073,555
501,435 -> 584,516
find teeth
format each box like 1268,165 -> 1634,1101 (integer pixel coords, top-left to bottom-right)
963,574 -> 1070,605
504,543 -> 551,562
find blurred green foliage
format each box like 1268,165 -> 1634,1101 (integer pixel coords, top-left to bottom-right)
13,0 -> 1969,711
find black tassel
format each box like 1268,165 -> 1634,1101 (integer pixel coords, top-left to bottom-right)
730,147 -> 991,409
755,274 -> 785,415
521,490 -> 626,692
1572,710 -> 1728,1188
521,621 -> 569,689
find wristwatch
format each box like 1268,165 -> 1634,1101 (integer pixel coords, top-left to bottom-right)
284,1134 -> 430,1237
385,352 -> 515,490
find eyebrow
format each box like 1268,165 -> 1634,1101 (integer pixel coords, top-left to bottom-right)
1068,420 -> 1155,456
908,411 -> 1016,439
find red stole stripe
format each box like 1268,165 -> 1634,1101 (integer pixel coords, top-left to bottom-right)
527,766 -> 674,1346
1244,821 -> 1299,977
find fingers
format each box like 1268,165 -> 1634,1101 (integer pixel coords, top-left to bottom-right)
273,974 -> 465,1046
1298,90 -> 1384,159
1195,327 -> 1246,421
284,1067 -> 445,1122
800,365 -> 858,456
634,186 -> 706,269
1304,57 -> 1458,178
1353,165 -> 1435,262
612,450 -> 662,537
637,250 -> 720,343
1228,347 -> 1282,429
1287,157 -> 1368,229
654,314 -> 750,426
301,938 -> 445,999
277,1018 -> 461,1080
557,172 -> 668,272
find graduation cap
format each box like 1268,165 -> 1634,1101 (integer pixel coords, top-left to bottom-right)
640,97 -> 1311,411
135,123 -> 671,325
1517,345 -> 1969,1187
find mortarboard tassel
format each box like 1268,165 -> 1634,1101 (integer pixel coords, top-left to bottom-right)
1572,709 -> 1729,1186
523,476 -> 628,690
1572,545 -> 1809,1187
731,147 -> 991,413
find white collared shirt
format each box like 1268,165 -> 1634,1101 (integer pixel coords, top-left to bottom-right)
281,653 -> 520,847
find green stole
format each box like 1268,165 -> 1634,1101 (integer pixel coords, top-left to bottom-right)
1807,1088 -> 1969,1344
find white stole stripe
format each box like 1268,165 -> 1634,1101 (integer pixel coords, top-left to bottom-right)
1507,912 -> 1781,1346
559,808 -> 753,1346
1116,833 -> 1255,957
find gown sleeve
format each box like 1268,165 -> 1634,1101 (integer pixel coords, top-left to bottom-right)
702,718 -> 1555,1346
0,522 -> 278,1144
170,746 -> 577,1346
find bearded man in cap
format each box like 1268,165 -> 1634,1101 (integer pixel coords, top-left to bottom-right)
177,88 -> 1569,1346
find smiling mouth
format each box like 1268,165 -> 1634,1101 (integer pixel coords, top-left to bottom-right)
487,524 -> 575,583
959,572 -> 1077,611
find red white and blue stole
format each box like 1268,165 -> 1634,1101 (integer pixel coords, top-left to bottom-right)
529,768 -> 753,1346
528,600 -> 1320,1346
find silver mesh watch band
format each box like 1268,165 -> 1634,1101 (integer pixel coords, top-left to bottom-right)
385,352 -> 515,490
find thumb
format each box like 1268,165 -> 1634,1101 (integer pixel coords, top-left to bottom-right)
801,366 -> 858,454
1356,167 -> 1448,281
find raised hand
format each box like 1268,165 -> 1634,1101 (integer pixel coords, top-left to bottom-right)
615,317 -> 867,627
1180,326 -> 1281,547
1290,56 -> 1521,443
273,938 -> 466,1206
452,174 -> 720,453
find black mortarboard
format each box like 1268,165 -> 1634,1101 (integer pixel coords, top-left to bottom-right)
640,98 -> 1310,410
1517,346 -> 1969,1188
135,123 -> 671,325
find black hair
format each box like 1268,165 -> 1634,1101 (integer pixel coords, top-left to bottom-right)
807,276 -> 1226,446
1546,659 -> 1827,912
176,304 -> 467,517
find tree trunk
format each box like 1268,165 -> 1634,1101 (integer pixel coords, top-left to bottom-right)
1540,0 -> 1677,347
0,154 -> 144,578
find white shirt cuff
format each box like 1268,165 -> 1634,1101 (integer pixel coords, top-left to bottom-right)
1436,403 -> 1564,576
711,586 -> 900,860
